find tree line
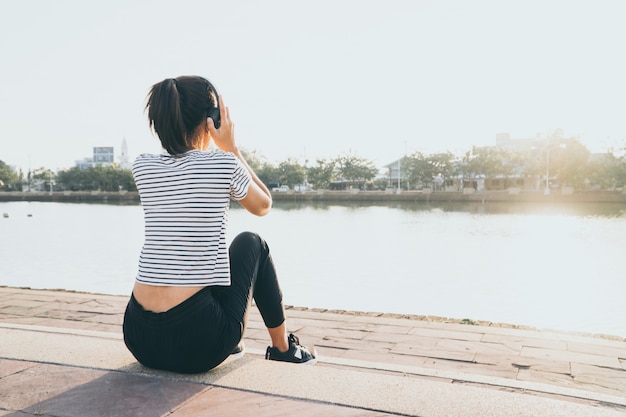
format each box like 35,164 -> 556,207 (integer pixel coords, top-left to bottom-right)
242,150 -> 380,190
0,163 -> 136,192
1,134 -> 625,192
243,135 -> 626,191
404,137 -> 626,191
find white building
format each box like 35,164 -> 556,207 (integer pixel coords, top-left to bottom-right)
76,147 -> 115,169
118,138 -> 131,169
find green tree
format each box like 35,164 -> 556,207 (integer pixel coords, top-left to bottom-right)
583,152 -> 625,189
56,165 -> 135,191
616,153 -> 626,188
401,152 -> 429,189
547,138 -> 591,188
30,167 -> 56,191
372,177 -> 390,190
307,158 -> 336,189
276,158 -> 306,187
240,149 -> 278,187
462,146 -> 504,178
333,152 -> 377,182
0,160 -> 20,190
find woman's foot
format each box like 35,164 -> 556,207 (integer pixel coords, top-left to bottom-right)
265,333 -> 317,365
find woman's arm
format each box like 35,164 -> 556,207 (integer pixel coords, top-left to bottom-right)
208,96 -> 272,216
231,149 -> 272,216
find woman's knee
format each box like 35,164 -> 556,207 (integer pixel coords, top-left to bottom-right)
231,231 -> 268,255
232,231 -> 261,246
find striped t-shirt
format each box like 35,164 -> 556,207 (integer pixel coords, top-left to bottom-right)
132,150 -> 251,286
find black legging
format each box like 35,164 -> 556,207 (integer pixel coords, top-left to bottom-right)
123,231 -> 285,373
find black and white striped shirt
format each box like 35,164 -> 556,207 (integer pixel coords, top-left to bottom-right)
132,150 -> 251,286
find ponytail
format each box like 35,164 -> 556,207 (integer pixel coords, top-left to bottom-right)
146,78 -> 189,155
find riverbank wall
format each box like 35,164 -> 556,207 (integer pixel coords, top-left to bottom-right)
1,189 -> 626,204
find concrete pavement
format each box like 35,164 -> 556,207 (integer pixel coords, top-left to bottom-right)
0,286 -> 624,416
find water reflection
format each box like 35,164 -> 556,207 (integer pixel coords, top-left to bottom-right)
268,200 -> 626,218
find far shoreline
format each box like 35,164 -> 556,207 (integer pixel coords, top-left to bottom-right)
2,189 -> 626,204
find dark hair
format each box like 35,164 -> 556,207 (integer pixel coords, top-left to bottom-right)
145,76 -> 219,155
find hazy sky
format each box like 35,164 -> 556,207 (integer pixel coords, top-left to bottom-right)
1,0 -> 625,173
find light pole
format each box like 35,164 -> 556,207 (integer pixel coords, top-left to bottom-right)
396,158 -> 401,194
544,147 -> 551,195
544,143 -> 566,195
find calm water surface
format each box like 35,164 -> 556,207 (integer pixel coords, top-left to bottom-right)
1,200 -> 625,337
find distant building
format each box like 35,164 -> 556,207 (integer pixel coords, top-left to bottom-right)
384,159 -> 403,189
76,147 -> 115,169
118,138 -> 131,169
94,147 -> 114,164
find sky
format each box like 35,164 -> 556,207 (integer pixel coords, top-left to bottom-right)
1,0 -> 625,173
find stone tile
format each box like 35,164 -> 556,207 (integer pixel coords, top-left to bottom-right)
552,331 -> 626,347
169,385 -> 395,417
242,326 -> 267,339
436,339 -> 518,357
315,336 -> 391,353
444,339 -> 519,357
516,367 -> 580,390
300,325 -> 372,341
338,349 -> 428,368
21,371 -> 208,417
37,309 -> 99,322
0,306 -> 34,317
240,337 -> 268,353
3,291 -> 62,301
243,318 -> 265,331
570,362 -> 626,396
494,354 -> 570,375
342,322 -> 414,336
364,332 -> 439,346
285,316 -> 352,330
414,321 -> 500,335
521,346 -> 623,369
0,298 -> 45,310
43,318 -> 110,331
0,361 -> 105,411
0,316 -> 49,326
348,314 -> 431,327
0,359 -> 37,379
420,357 -> 519,379
91,323 -> 124,333
81,313 -> 124,326
567,341 -> 626,358
481,332 -> 567,351
392,341 -> 476,362
408,327 -> 484,341
315,345 -> 354,359
285,309 -> 357,323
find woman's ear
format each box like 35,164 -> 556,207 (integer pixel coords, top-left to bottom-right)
203,120 -> 212,149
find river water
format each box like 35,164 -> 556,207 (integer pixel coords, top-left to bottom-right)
1,200 -> 624,337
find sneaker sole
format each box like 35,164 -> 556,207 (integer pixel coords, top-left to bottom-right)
230,342 -> 246,359
301,357 -> 317,365
230,350 -> 245,359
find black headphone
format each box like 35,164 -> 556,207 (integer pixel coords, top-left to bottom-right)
206,80 -> 220,129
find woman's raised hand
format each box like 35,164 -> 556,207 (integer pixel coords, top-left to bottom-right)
208,96 -> 238,154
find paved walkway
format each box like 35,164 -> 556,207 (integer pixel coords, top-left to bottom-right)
0,286 -> 624,416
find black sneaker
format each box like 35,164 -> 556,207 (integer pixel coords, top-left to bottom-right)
230,341 -> 245,359
265,333 -> 317,365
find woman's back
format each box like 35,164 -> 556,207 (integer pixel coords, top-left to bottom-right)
133,150 -> 250,288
